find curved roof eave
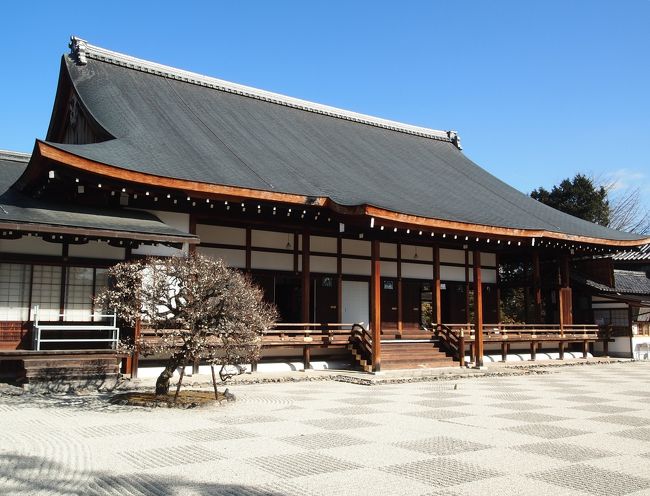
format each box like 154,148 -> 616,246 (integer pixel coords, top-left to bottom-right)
26,140 -> 650,248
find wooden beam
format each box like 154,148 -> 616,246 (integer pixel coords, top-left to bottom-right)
473,250 -> 484,367
302,230 -> 310,323
371,239 -> 381,372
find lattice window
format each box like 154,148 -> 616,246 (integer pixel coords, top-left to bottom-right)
64,267 -> 94,321
0,263 -> 31,321
31,265 -> 62,321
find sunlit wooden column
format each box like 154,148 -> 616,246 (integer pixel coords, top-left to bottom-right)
371,239 -> 382,372
495,253 -> 501,323
245,227 -> 252,273
464,249 -> 470,323
337,237 -> 343,323
434,245 -> 442,327
473,250 -> 484,367
532,250 -> 542,323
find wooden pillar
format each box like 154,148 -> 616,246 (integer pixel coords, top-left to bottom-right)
293,232 -> 299,273
337,237 -> 342,323
464,249 -> 470,323
558,254 -> 572,330
371,239 -> 381,372
245,227 -> 252,272
189,214 -> 197,256
434,245 -> 442,327
495,253 -> 501,324
532,250 -> 542,323
397,243 -> 403,333
301,230 -> 310,323
303,345 -> 311,370
473,250 -> 484,367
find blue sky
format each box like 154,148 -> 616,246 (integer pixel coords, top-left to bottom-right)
1,0 -> 648,206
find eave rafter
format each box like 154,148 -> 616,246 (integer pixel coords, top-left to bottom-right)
26,140 -> 650,250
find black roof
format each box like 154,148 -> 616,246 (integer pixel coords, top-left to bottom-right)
39,39 -> 646,243
0,151 -> 196,242
577,269 -> 650,296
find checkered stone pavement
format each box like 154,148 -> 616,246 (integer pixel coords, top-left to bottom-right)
1,361 -> 650,495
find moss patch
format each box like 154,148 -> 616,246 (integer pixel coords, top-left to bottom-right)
110,390 -> 228,408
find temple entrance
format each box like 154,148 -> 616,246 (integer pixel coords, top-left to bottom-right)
342,280 -> 369,326
274,275 -> 302,323
311,275 -> 338,323
381,278 -> 398,330
402,280 -> 424,329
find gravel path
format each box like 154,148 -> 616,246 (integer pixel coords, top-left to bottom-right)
1,361 -> 650,495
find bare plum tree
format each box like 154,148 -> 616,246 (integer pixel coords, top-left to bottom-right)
96,254 -> 277,397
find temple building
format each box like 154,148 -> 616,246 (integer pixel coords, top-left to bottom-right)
1,37 -> 648,382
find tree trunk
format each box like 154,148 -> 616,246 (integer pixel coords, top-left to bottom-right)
155,353 -> 183,396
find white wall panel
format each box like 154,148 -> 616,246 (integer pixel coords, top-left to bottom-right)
69,241 -> 125,260
251,251 -> 293,271
196,224 -> 245,245
342,258 -> 371,276
380,242 -> 397,259
441,265 -> 466,282
381,260 -> 397,278
311,235 -> 337,253
197,246 -> 245,268
252,230 -> 292,250
311,256 -> 337,273
402,262 -> 432,280
402,244 -> 433,261
0,236 -> 62,256
481,252 -> 497,266
342,239 -> 370,257
439,248 -> 465,265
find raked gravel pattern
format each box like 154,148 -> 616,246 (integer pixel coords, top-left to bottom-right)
1,361 -> 650,495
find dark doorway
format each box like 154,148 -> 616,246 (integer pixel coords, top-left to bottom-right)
275,275 -> 302,323
380,278 -> 398,330
311,275 -> 338,323
403,280 -> 423,329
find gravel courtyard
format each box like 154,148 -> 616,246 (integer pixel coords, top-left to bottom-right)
1,362 -> 650,496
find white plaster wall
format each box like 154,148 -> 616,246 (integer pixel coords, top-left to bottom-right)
252,230 -> 292,250
251,251 -> 293,271
311,236 -> 337,253
342,258 -> 371,276
68,241 -> 125,260
381,260 -> 397,278
342,239 -> 370,257
482,269 -> 497,284
402,245 -> 433,262
0,236 -> 62,256
380,242 -> 397,259
439,248 -> 465,265
402,262 -> 432,280
440,265 -> 466,282
196,224 -> 245,245
481,252 -> 497,266
132,210 -> 189,257
311,256 -> 336,274
197,246 -> 245,268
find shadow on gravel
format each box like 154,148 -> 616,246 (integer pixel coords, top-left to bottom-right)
0,453 -> 288,495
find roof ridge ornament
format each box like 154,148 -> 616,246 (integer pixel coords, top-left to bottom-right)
69,36 -> 88,65
447,130 -> 462,150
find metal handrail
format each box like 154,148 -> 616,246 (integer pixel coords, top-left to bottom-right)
32,305 -> 120,351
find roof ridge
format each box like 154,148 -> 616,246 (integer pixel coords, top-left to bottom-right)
68,36 -> 460,147
0,150 -> 31,163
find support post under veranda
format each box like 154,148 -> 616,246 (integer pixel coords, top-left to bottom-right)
211,364 -> 219,400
